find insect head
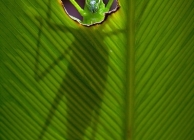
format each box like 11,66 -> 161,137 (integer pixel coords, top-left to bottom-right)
86,0 -> 101,13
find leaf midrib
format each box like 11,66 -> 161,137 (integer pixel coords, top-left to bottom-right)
125,0 -> 136,139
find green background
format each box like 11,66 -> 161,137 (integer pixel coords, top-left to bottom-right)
0,0 -> 193,139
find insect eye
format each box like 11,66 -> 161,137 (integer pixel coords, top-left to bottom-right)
90,1 -> 96,5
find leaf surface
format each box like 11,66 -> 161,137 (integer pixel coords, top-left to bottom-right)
0,0 -> 193,140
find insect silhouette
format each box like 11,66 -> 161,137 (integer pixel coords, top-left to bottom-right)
34,0 -> 121,139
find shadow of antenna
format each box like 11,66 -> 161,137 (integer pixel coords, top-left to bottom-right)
34,0 -> 62,81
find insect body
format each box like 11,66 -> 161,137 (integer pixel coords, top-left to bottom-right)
86,0 -> 101,13
63,0 -> 118,26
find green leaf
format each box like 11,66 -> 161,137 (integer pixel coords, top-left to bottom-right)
0,0 -> 193,140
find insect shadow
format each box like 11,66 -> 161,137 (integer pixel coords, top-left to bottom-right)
34,0 -> 122,139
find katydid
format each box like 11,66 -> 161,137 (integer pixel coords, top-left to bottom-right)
62,0 -> 118,26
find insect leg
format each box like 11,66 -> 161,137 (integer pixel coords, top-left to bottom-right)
104,0 -> 114,12
69,0 -> 86,16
